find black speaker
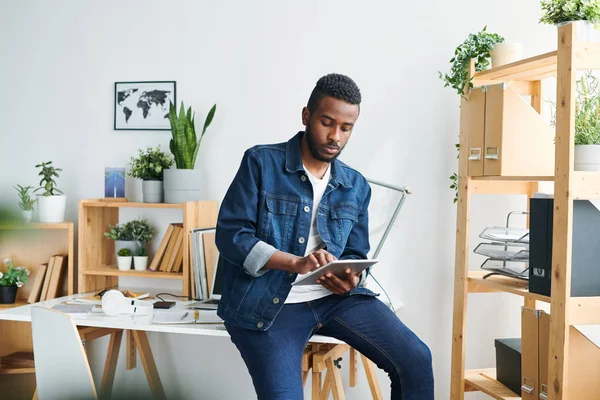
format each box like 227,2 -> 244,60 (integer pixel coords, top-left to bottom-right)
529,198 -> 600,297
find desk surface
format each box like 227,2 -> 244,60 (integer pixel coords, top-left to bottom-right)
0,291 -> 342,345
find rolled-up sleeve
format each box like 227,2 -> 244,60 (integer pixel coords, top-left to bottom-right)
216,149 -> 273,277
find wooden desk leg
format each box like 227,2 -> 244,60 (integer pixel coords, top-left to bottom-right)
132,330 -> 166,400
349,348 -> 357,387
126,330 -> 137,370
99,330 -> 124,400
360,354 -> 383,400
31,387 -> 38,400
312,370 -> 322,399
324,358 -> 344,400
302,347 -> 312,387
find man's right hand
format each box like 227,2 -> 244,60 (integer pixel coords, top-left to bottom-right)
291,249 -> 337,275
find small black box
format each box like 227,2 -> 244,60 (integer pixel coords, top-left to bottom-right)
495,338 -> 521,395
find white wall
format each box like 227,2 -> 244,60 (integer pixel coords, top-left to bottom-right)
0,1 -> 558,398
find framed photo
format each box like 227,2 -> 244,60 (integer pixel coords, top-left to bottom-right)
104,166 -> 126,198
114,81 -> 176,130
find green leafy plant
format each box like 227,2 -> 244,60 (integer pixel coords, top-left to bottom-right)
540,0 -> 600,27
135,245 -> 147,257
0,259 -> 30,287
104,223 -> 134,241
34,161 -> 63,196
117,248 -> 131,257
168,101 -> 217,169
128,217 -> 155,243
549,70 -> 600,145
128,146 -> 174,180
14,185 -> 36,211
439,26 -> 505,97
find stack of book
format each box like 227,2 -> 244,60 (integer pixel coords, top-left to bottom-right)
148,223 -> 185,273
27,254 -> 68,303
190,228 -> 217,300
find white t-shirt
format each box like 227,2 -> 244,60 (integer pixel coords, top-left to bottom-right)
285,164 -> 333,304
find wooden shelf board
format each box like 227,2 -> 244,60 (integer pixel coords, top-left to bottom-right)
0,301 -> 28,309
470,176 -> 554,182
570,296 -> 600,324
468,271 -> 550,303
573,171 -> 600,199
473,51 -> 557,82
82,265 -> 184,280
464,369 -> 521,400
82,200 -> 184,209
0,366 -> 35,375
0,222 -> 73,230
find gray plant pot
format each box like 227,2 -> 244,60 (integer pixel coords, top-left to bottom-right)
142,180 -> 164,203
115,240 -> 137,257
163,168 -> 205,204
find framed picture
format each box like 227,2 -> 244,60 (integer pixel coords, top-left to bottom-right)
104,166 -> 126,198
114,81 -> 176,130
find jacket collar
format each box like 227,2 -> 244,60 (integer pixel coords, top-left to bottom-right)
285,131 -> 352,188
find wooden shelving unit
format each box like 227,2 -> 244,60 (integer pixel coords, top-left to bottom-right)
450,23 -> 600,400
78,199 -> 218,297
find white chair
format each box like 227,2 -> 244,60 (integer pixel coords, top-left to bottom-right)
31,307 -> 98,400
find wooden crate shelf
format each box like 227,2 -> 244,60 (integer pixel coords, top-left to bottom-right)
474,51 -> 557,83
0,222 -> 72,230
470,176 -> 554,182
81,199 -> 184,209
467,271 -> 550,303
82,265 -> 184,280
573,171 -> 600,199
464,369 -> 520,400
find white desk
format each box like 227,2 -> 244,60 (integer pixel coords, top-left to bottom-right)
0,291 -> 378,400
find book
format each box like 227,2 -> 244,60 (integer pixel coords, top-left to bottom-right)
39,256 -> 56,301
50,303 -> 95,318
165,226 -> 184,273
46,255 -> 65,300
160,225 -> 182,272
151,309 -> 222,325
148,224 -> 175,272
27,263 -> 48,304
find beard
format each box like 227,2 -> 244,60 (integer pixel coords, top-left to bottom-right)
305,125 -> 343,163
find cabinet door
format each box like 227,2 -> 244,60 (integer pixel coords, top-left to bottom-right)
460,87 -> 485,176
522,307 -> 539,400
483,83 -> 504,176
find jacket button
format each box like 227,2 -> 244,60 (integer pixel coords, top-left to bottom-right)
272,298 -> 280,304
301,175 -> 307,182
298,237 -> 305,244
304,206 -> 310,213
256,321 -> 264,328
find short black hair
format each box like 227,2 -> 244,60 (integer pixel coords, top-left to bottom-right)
307,73 -> 361,113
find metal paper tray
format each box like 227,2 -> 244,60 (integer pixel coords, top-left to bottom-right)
480,259 -> 529,279
479,226 -> 529,244
474,242 -> 529,261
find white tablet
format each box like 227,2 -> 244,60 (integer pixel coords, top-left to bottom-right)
290,259 -> 378,286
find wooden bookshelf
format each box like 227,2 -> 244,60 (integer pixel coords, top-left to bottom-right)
464,369 -> 520,400
78,199 -> 218,297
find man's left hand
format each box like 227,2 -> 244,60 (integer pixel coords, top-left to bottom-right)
317,269 -> 360,294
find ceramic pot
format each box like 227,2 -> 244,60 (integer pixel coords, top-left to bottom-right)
0,286 -> 18,304
142,180 -> 164,203
163,168 -> 205,203
575,145 -> 600,171
37,195 -> 66,223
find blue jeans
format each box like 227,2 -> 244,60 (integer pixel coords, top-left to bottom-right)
225,294 -> 434,399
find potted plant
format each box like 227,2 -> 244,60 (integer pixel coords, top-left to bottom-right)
116,248 -> 132,271
550,71 -> 600,170
34,161 -> 66,223
14,185 -> 36,222
440,27 -> 504,203
133,245 -> 148,271
540,0 -> 600,40
0,258 -> 30,304
439,26 -> 505,97
128,217 -> 155,270
128,146 -> 174,203
163,101 -> 217,203
104,223 -> 136,256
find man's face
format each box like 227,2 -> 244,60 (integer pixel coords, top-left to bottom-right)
302,96 -> 359,163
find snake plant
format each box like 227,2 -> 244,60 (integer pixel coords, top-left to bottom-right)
168,101 -> 217,169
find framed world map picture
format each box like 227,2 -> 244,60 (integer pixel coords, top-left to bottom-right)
114,81 -> 176,130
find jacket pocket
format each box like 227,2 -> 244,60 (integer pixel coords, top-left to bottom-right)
330,203 -> 359,242
262,196 -> 299,249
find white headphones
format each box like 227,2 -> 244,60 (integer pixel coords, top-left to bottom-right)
101,290 -> 153,316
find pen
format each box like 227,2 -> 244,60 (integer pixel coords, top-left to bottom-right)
180,312 -> 188,321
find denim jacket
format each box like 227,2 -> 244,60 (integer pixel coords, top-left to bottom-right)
215,132 -> 377,331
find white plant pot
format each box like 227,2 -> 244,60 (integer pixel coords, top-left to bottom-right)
575,145 -> 600,171
21,210 -> 33,223
491,43 -> 523,68
163,168 -> 206,203
142,180 -> 164,203
557,21 -> 600,42
36,195 -> 66,223
117,256 -> 132,271
133,256 -> 148,271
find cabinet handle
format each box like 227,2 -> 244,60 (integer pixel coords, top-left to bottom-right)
468,148 -> 482,161
485,146 -> 500,160
539,384 -> 548,400
522,377 -> 535,394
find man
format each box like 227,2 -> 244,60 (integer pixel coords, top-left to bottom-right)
215,73 -> 433,399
